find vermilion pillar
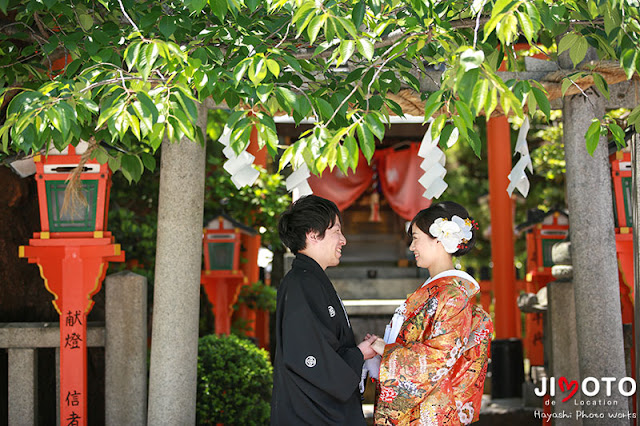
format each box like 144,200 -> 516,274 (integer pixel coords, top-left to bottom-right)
487,116 -> 519,338
247,126 -> 270,348
201,274 -> 246,335
20,234 -> 123,425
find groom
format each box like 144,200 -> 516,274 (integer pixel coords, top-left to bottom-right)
270,195 -> 377,425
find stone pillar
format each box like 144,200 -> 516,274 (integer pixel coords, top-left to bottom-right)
147,103 -> 207,425
547,242 -> 581,425
8,348 -> 37,425
105,272 -> 148,425
632,132 -> 640,418
563,88 -> 629,422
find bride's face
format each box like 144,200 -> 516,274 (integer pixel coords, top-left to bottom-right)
409,226 -> 441,269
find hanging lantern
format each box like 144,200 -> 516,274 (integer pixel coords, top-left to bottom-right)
33,141 -> 111,238
201,213 -> 257,335
611,151 -> 632,230
203,213 -> 256,275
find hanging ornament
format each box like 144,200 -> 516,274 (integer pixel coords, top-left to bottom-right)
285,163 -> 313,201
218,126 -> 260,189
507,117 -> 533,197
417,121 -> 452,199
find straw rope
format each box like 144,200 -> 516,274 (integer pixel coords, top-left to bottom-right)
382,60 -> 639,118
60,137 -> 99,218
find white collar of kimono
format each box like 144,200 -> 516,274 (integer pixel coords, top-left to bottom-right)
384,269 -> 479,345
422,269 -> 480,294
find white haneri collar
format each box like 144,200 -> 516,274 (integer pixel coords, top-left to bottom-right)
421,269 -> 480,293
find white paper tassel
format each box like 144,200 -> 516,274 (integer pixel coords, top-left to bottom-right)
223,151 -> 255,175
418,163 -> 446,189
507,117 -> 533,197
420,151 -> 446,171
218,126 -> 232,147
417,124 -> 449,200
292,180 -> 313,199
230,166 -> 260,189
418,122 -> 438,157
507,155 -> 531,197
218,126 -> 261,189
423,179 -> 448,199
222,145 -> 236,159
285,163 -> 314,200
286,163 -> 311,191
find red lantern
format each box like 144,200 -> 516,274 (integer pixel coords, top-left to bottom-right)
19,141 -> 123,426
200,213 -> 257,335
610,151 -> 634,324
32,142 -> 111,238
519,209 -> 569,367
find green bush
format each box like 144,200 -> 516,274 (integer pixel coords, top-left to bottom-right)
234,280 -> 277,312
197,334 -> 273,425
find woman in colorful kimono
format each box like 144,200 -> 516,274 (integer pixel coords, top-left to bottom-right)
372,201 -> 493,425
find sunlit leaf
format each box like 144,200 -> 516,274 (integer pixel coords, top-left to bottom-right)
356,38 -> 374,61
585,118 -> 602,155
356,123 -> 374,162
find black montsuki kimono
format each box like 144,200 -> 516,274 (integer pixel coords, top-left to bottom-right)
271,254 -> 366,426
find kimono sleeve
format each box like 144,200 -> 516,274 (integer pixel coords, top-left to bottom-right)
375,287 -> 473,423
281,278 -> 363,403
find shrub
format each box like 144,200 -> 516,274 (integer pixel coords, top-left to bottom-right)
197,334 -> 273,425
235,280 -> 277,312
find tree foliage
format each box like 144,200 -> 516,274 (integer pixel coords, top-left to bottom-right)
1,0 -> 640,181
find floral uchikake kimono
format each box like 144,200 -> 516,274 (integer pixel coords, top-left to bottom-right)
375,271 -> 493,425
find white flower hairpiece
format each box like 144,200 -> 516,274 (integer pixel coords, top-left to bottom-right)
428,215 -> 474,254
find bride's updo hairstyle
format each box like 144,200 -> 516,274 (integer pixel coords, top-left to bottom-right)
408,201 -> 478,257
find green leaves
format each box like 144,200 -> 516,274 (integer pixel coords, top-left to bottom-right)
558,33 -> 589,67
121,154 -> 145,183
531,86 -> 551,120
307,15 -> 327,44
355,38 -> 374,61
356,121 -> 374,162
585,118 -> 604,156
459,49 -> 484,72
352,1 -> 365,28
337,40 -> 356,66
209,0 -> 227,21
621,48 -> 638,79
3,0 -> 640,188
629,104 -> 640,132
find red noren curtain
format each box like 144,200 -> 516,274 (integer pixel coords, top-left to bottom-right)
375,144 -> 432,221
308,152 -> 375,211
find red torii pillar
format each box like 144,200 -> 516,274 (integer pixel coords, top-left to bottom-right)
246,125 -> 271,349
487,116 -> 519,338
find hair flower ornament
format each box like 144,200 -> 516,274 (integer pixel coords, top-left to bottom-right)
429,215 -> 474,253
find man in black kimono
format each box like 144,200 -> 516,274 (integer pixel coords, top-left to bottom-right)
271,195 -> 378,425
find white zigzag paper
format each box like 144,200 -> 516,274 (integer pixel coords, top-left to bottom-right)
231,166 -> 260,189
417,122 -> 449,200
285,163 -> 314,200
223,151 -> 255,175
507,117 -> 533,197
219,126 -> 259,189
